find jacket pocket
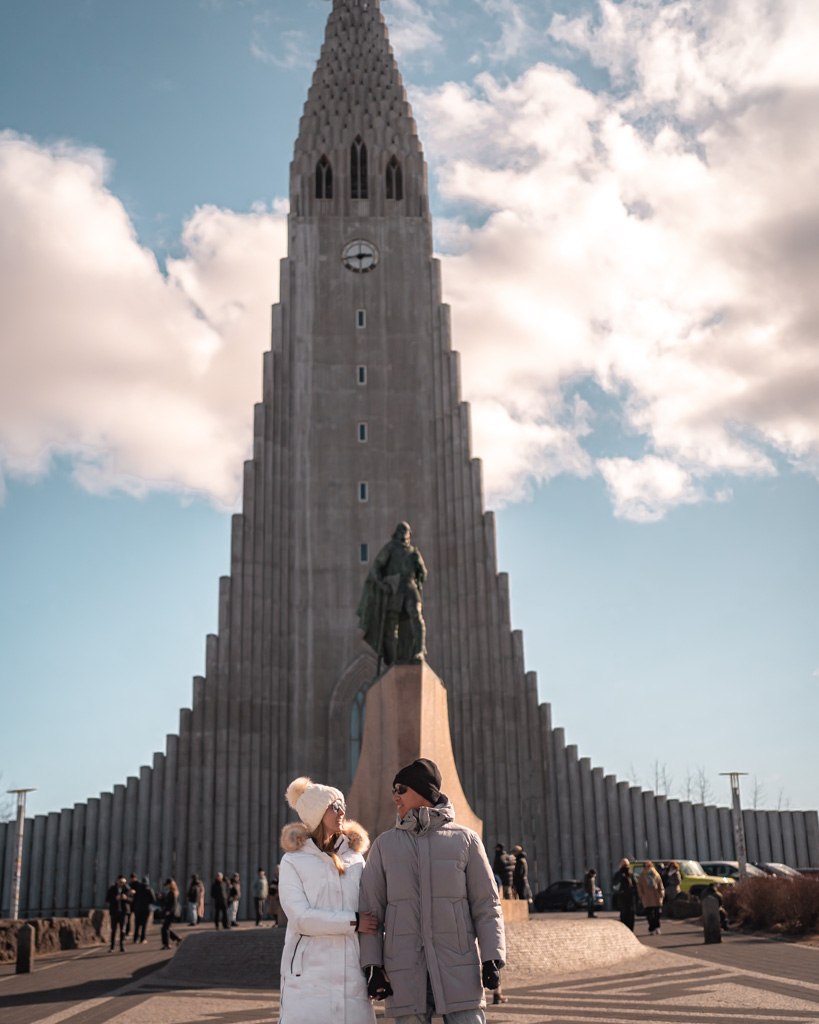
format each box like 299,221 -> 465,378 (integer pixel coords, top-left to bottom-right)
290,935 -> 307,976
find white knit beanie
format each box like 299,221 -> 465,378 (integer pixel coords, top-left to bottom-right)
285,777 -> 344,832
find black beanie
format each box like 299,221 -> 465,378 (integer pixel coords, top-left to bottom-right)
393,758 -> 442,805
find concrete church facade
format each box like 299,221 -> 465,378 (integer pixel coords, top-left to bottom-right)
2,0 -> 817,919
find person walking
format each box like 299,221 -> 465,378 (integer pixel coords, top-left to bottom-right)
359,757 -> 506,1022
664,861 -> 681,911
618,859 -> 635,932
278,776 -> 377,1023
252,868 -> 269,925
228,873 -> 241,927
106,876 -> 132,952
494,844 -> 516,900
211,872 -> 230,930
132,876 -> 156,943
187,874 -> 204,926
512,847 -> 533,906
124,873 -> 139,937
637,860 -> 665,935
161,879 -> 183,950
583,868 -> 598,918
268,864 -> 286,927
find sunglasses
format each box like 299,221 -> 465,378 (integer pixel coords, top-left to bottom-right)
329,800 -> 346,813
392,784 -> 408,795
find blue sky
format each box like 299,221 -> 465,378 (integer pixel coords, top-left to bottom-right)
1,0 -> 817,826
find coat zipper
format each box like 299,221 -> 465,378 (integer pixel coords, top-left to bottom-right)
290,935 -> 302,975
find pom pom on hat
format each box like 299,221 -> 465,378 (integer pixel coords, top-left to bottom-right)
285,776 -> 345,832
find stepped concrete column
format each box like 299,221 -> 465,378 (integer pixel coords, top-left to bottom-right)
552,728 -> 572,878
579,758 -> 597,874
756,809 -> 772,862
123,777 -> 139,876
805,812 -> 819,866
96,793 -> 113,904
667,799 -> 684,857
28,816 -> 46,917
136,766 -> 152,876
767,811 -> 784,863
643,793 -> 660,859
592,767 -> 610,894
680,802 -> 696,857
81,799 -> 99,911
693,803 -> 709,860
149,753 -> 165,887
618,783 -> 634,858
67,803 -> 85,916
630,788 -> 646,861
55,808 -> 73,916
347,663 -> 481,841
42,812 -> 60,914
604,775 -> 622,880
718,807 -> 733,858
109,785 -> 125,881
743,810 -> 760,862
656,796 -> 671,858
566,747 -> 584,878
781,812 -> 797,867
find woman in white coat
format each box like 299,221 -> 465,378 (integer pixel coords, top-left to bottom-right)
278,777 -> 377,1024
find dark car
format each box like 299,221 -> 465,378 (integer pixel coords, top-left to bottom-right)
753,861 -> 802,878
534,879 -> 604,913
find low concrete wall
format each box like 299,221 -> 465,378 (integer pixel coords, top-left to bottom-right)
156,916 -> 646,990
0,912 -> 110,962
503,918 -> 648,980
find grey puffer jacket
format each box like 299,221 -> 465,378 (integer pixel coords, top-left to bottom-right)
358,797 -> 505,1018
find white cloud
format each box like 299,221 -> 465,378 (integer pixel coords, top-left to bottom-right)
473,0 -> 533,63
415,0 -> 819,515
250,26 -> 314,70
385,0 -> 443,63
0,132 -> 287,506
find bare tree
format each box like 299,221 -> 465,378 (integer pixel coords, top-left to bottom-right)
0,773 -> 15,823
695,766 -> 714,805
776,787 -> 790,812
751,776 -> 766,810
627,762 -> 643,788
682,770 -> 695,802
652,761 -> 674,797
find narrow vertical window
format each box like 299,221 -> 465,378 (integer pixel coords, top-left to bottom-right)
357,309 -> 366,328
358,423 -> 368,442
360,543 -> 369,563
351,136 -> 368,199
315,156 -> 333,199
357,366 -> 367,385
386,156 -> 403,201
359,482 -> 368,502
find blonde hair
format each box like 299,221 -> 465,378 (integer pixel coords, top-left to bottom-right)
310,820 -> 345,875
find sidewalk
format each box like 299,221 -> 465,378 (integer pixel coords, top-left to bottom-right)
2,916 -> 817,1024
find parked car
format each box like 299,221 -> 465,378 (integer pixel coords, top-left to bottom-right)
700,860 -> 767,879
611,859 -> 733,910
753,861 -> 803,878
534,879 -> 604,913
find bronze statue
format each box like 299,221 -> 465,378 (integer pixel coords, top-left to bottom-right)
357,522 -> 427,669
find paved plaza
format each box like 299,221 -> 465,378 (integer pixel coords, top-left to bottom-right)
1,916 -> 817,1024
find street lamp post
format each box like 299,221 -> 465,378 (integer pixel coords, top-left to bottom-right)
7,789 -> 36,920
720,773 -> 748,878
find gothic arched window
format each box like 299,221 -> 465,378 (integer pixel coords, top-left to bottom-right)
315,156 -> 333,199
386,156 -> 403,201
351,136 -> 368,199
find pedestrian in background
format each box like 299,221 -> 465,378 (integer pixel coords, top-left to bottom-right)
211,872 -> 229,930
637,860 -> 665,936
132,876 -> 155,943
124,872 -> 139,936
187,874 -> 204,925
618,859 -> 635,932
513,846 -> 533,905
253,868 -> 269,925
228,872 -> 241,926
584,868 -> 598,918
161,879 -> 183,949
495,844 -> 516,899
106,875 -> 132,952
664,861 -> 681,909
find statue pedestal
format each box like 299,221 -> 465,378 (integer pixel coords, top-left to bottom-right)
347,663 -> 482,840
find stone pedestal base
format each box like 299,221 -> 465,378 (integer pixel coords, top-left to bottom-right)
347,663 -> 482,840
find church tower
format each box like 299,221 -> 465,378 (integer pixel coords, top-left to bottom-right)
4,0 -> 816,923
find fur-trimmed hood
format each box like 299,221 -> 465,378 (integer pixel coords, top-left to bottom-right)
281,819 -> 370,855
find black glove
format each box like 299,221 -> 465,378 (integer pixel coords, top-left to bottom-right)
482,960 -> 502,990
364,965 -> 393,1000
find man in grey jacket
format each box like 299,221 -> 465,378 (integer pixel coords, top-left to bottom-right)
359,758 -> 505,1022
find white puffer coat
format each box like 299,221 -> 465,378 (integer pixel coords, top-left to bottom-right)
278,820 -> 375,1024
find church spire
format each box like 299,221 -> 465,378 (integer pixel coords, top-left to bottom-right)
291,0 -> 427,218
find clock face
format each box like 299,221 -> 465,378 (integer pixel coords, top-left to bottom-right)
342,239 -> 379,273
